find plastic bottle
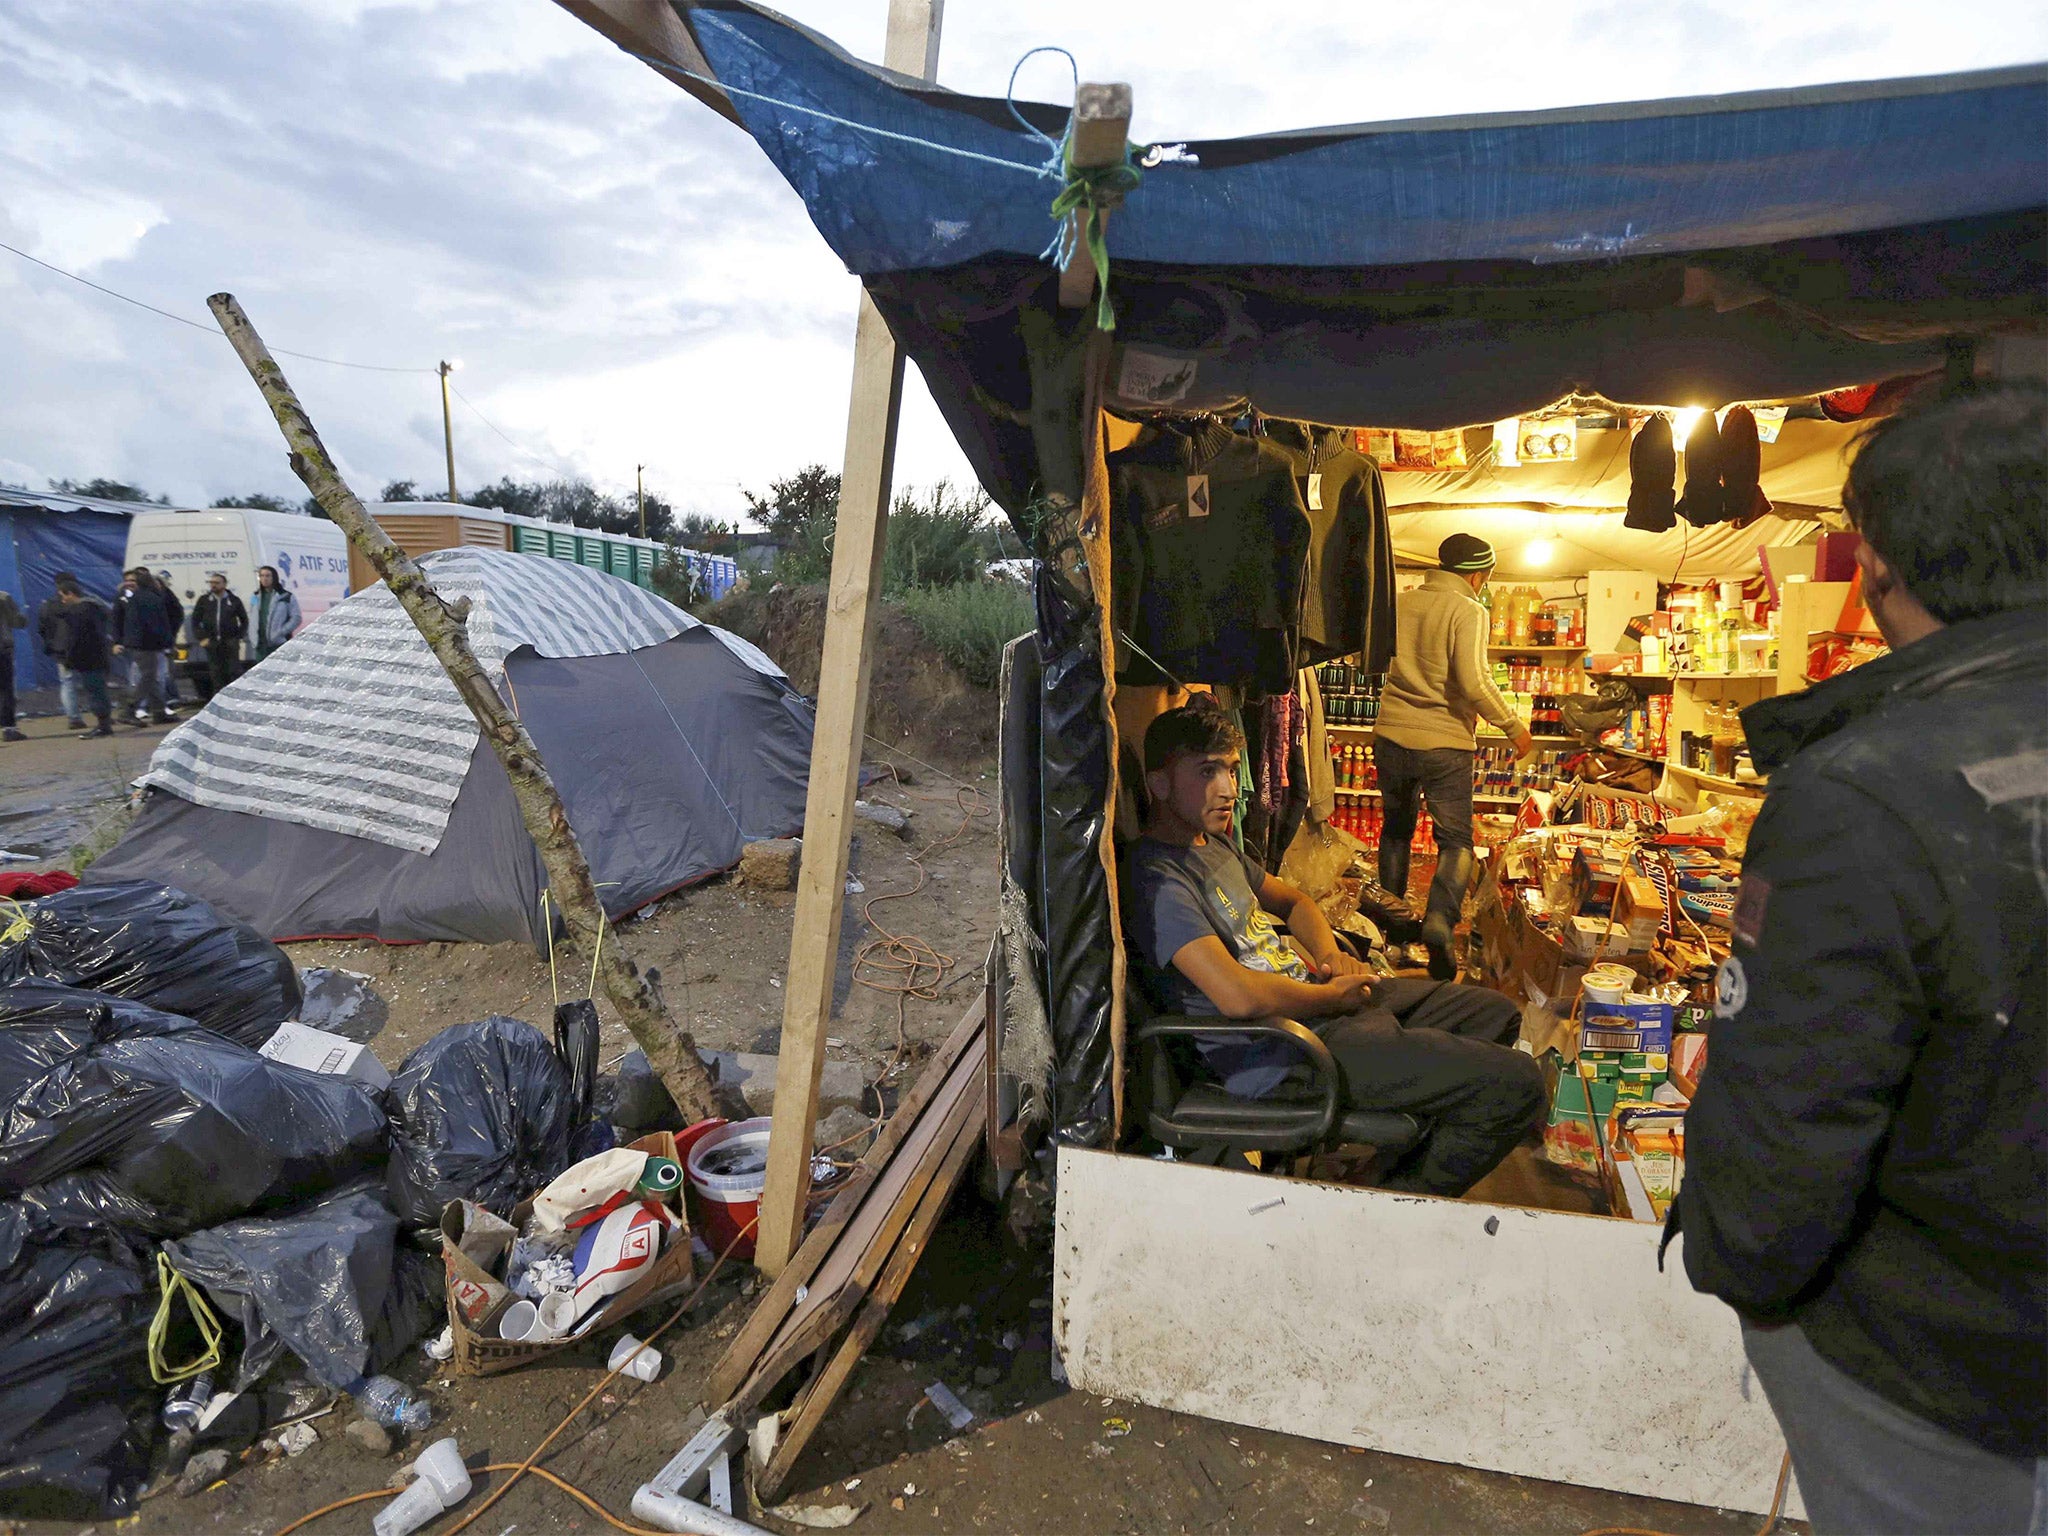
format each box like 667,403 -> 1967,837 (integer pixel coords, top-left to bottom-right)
351,1375 -> 431,1436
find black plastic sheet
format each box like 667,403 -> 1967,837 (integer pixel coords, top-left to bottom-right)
0,880 -> 299,1046
0,1027 -> 388,1238
165,1178 -> 442,1393
384,1016 -> 586,1226
0,1202 -> 154,1517
1034,568 -> 1116,1147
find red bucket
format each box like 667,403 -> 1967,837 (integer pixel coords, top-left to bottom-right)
684,1117 -> 772,1262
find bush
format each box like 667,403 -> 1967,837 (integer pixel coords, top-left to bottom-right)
882,482 -> 993,592
896,580 -> 1034,688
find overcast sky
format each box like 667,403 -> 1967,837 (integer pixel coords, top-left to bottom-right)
3,1 -> 2043,521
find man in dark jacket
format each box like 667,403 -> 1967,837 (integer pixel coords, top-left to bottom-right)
1671,383 -> 2046,1535
190,571 -> 248,697
0,589 -> 23,741
35,573 -> 87,729
53,579 -> 113,736
113,566 -> 177,724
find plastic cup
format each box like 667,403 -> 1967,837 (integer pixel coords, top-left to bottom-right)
372,1438 -> 470,1536
608,1332 -> 662,1383
413,1436 -> 472,1503
537,1292 -> 577,1339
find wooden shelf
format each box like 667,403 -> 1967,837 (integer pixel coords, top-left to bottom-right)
1489,644 -> 1584,653
1605,746 -> 1766,794
1638,670 -> 1777,681
1332,788 -> 1527,804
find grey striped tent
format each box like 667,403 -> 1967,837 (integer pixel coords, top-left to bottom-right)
89,549 -> 814,946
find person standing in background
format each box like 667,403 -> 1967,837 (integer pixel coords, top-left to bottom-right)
0,589 -> 24,742
190,571 -> 248,698
1670,383 -> 2045,1536
112,566 -> 176,725
156,569 -> 186,708
1370,534 -> 1535,978
249,565 -> 302,664
54,580 -> 114,737
35,571 -> 86,729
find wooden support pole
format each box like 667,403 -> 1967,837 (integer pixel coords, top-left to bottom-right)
1057,82 -> 1133,310
207,292 -> 721,1124
754,0 -> 945,1279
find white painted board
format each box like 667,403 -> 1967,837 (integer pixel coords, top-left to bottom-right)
1054,1146 -> 1800,1520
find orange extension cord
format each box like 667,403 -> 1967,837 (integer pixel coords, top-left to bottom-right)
276,1219 -> 756,1536
1581,1448 -> 1793,1536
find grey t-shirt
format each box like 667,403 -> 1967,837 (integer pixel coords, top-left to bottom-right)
1126,834 -> 1312,1097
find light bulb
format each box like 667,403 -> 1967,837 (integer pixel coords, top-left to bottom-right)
1524,539 -> 1555,566
1672,407 -> 1705,442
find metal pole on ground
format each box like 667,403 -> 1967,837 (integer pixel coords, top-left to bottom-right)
753,0 -> 946,1279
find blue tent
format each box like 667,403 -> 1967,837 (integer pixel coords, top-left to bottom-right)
585,5 -> 2044,514
0,489 -> 135,696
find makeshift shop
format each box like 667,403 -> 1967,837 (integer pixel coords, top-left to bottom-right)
562,4 -> 2046,1518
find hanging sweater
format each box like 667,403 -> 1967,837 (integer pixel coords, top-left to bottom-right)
1374,569 -> 1520,752
1264,422 -> 1397,672
1109,419 -> 1310,693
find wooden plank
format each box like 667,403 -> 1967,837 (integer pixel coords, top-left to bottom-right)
757,1106 -> 987,1503
551,0 -> 740,125
1058,83 -> 1134,310
707,998 -> 984,1403
1053,1146 -> 1803,1521
728,1038 -> 985,1412
756,0 -> 946,1280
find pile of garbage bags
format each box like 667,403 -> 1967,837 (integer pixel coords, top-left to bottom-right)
0,881 -> 603,1516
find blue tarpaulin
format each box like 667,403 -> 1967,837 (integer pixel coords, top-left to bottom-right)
1,491 -> 133,697
618,5 -> 2045,509
685,8 -> 2046,278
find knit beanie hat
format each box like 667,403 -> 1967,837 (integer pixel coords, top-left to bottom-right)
1439,533 -> 1497,573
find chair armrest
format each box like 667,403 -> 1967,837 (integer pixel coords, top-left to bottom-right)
1133,1015 -> 1340,1144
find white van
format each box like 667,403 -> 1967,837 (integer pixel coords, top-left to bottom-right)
124,509 -> 352,632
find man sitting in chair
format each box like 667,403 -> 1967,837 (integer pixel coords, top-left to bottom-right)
1126,695 -> 1545,1197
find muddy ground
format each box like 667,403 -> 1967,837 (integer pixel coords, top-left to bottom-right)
1,634 -> 1791,1536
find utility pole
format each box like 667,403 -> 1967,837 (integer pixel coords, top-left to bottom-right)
438,361 -> 458,504
637,463 -> 646,539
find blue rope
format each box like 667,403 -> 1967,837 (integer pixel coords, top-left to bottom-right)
628,51 -> 1064,181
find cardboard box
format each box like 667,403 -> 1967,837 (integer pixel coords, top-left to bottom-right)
1612,871 -> 1664,951
445,1132 -> 694,1377
258,1020 -> 391,1089
1581,998 -> 1675,1055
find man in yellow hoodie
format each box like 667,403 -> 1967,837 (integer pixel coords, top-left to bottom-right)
1373,534 -> 1533,977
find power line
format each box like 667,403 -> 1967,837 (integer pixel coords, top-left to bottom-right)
448,380 -> 583,479
0,238 -> 436,374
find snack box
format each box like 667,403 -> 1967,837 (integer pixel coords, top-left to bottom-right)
1580,998 -> 1675,1055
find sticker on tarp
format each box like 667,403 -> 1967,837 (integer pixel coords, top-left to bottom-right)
1731,873 -> 1771,947
1714,955 -> 1748,1018
1116,348 -> 1197,405
1962,749 -> 2048,807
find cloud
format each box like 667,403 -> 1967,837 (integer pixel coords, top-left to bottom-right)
1,0 -> 2043,516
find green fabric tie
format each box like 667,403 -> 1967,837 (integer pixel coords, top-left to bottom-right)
1049,148 -> 1142,331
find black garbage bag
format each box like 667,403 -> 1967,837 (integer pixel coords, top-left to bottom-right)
0,1029 -> 388,1238
165,1178 -> 442,1393
384,1016 -> 587,1225
0,982 -> 208,1103
0,881 -> 299,1046
0,1201 -> 155,1518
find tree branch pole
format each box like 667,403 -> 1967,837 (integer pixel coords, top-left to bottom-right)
207,291 -> 720,1123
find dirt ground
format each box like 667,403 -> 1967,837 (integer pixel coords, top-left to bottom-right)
1,696 -> 1792,1536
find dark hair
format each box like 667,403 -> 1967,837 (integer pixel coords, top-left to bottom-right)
258,565 -> 280,584
56,578 -> 83,597
1143,694 -> 1245,773
1844,381 -> 2048,623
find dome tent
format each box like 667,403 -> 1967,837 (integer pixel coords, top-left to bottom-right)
88,548 -> 813,945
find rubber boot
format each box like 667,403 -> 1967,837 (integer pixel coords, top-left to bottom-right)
1420,846 -> 1476,981
1377,839 -> 1411,907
